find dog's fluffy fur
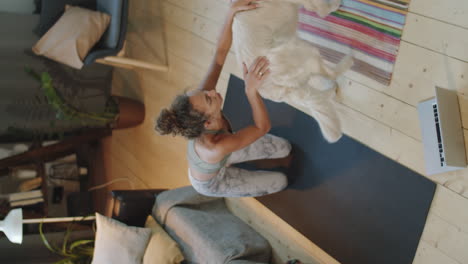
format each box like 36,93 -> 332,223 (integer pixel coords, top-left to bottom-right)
232,0 -> 353,143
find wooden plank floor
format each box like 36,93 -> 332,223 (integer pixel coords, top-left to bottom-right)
97,0 -> 468,263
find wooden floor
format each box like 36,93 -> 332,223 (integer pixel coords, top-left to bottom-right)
96,0 -> 468,263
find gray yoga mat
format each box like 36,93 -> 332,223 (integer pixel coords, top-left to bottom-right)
223,74 -> 435,264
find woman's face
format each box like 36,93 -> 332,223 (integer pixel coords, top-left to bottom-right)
189,90 -> 223,117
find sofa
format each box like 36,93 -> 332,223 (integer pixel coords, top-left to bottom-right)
110,186 -> 273,264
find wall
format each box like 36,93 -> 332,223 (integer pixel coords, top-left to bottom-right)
0,0 -> 35,14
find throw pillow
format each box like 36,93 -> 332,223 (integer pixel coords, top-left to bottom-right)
143,216 -> 185,264
32,5 -> 110,69
92,213 -> 152,264
34,0 -> 96,36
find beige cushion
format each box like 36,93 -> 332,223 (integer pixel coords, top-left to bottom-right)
92,213 -> 152,264
143,216 -> 185,264
32,5 -> 110,69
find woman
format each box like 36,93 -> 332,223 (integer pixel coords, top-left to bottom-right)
155,0 -> 291,197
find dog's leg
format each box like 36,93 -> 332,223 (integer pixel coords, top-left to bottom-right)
258,81 -> 342,143
287,86 -> 342,143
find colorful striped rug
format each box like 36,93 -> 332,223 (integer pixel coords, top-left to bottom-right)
298,0 -> 411,85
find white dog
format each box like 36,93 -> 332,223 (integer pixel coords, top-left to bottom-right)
232,0 -> 353,143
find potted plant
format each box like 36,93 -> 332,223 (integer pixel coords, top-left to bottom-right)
39,221 -> 95,264
26,68 -> 145,131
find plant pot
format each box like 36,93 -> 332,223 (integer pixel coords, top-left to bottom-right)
112,96 -> 145,129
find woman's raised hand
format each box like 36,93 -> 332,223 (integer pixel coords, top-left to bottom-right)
242,56 -> 271,95
230,0 -> 262,14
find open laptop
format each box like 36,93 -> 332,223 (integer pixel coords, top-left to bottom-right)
418,86 -> 466,175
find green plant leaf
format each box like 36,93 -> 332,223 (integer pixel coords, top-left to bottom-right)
39,221 -> 60,254
69,240 -> 94,252
62,223 -> 74,255
73,247 -> 94,257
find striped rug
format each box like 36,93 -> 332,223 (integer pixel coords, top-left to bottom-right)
298,0 -> 411,85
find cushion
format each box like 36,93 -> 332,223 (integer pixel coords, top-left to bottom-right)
32,5 -> 110,69
34,0 -> 96,36
92,213 -> 152,264
143,216 -> 184,264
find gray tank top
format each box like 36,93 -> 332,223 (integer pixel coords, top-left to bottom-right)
187,136 -> 231,174
187,114 -> 233,174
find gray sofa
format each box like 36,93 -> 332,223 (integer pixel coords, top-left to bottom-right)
111,186 -> 272,264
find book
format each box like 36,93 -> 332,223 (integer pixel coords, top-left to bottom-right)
10,197 -> 44,207
8,190 -> 43,202
18,177 -> 43,192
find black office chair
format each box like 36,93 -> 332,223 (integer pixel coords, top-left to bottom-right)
84,0 -> 168,72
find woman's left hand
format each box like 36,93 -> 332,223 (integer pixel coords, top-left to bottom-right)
230,0 -> 262,14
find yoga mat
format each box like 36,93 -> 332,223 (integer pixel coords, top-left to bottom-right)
223,74 -> 435,264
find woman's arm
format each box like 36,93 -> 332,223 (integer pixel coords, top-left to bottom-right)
198,0 -> 260,91
215,57 -> 272,154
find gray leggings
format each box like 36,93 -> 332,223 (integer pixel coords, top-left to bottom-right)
189,134 -> 291,197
